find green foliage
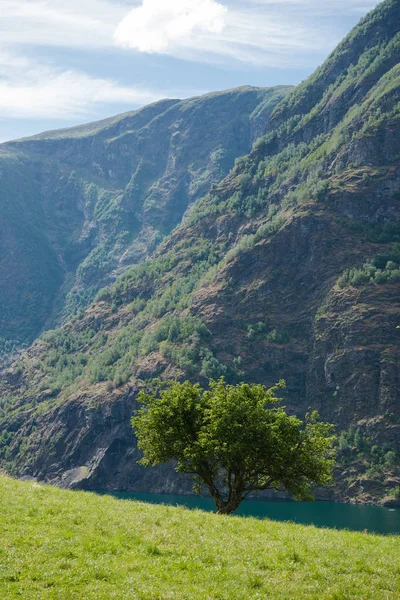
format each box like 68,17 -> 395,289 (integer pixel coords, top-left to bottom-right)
84,312 -> 216,386
31,328 -> 95,392
199,349 -> 228,380
6,232 -> 224,398
0,429 -> 14,460
133,379 -> 335,514
384,451 -> 398,467
338,431 -> 351,453
254,214 -> 287,240
372,243 -> 400,268
337,219 -> 400,243
336,426 -> 399,475
266,329 -> 291,344
337,244 -> 400,288
127,298 -> 147,314
0,393 -> 20,421
247,321 -> 268,341
225,234 -> 256,263
224,212 -> 287,264
246,323 -> 291,345
0,338 -> 27,362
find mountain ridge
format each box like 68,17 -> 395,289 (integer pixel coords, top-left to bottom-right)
0,85 -> 291,351
6,86 -> 270,144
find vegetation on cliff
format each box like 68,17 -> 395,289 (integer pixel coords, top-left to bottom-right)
0,86 -> 290,348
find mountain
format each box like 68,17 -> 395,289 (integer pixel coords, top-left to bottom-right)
1,0 -> 399,505
0,85 -> 290,353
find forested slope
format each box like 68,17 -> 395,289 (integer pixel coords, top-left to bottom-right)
0,86 -> 288,350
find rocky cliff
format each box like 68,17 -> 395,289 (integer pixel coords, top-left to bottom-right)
0,86 -> 289,350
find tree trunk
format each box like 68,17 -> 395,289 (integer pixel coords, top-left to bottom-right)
204,477 -> 244,515
214,493 -> 243,515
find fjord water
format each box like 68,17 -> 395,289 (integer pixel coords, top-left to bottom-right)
103,492 -> 400,535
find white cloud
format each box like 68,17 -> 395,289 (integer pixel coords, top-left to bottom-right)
0,1 -> 186,122
0,0 -> 380,65
244,0 -> 351,5
0,0 -> 125,48
245,0 -> 377,14
114,0 -> 379,66
0,0 -> 381,129
0,54 -> 166,119
115,0 -> 228,53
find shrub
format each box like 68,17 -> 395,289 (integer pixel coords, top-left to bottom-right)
384,451 -> 398,467
247,322 -> 268,341
267,329 -> 290,344
391,486 -> 400,499
337,245 -> 400,288
200,349 -> 228,380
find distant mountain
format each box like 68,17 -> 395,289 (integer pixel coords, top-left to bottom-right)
0,86 -> 290,351
0,0 -> 399,505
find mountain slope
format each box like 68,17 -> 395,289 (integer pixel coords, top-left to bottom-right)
1,0 -> 399,504
0,86 -> 290,351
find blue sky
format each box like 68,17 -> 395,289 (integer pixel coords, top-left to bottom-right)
0,0 -> 380,142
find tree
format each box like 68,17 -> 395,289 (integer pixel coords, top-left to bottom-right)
132,379 -> 336,515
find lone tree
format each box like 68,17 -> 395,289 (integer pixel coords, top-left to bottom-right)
132,379 -> 335,515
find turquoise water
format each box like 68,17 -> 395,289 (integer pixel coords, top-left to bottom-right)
100,491 -> 400,535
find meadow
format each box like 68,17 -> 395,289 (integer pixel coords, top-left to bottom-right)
0,474 -> 399,599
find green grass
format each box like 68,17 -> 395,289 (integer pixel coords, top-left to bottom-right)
0,476 -> 399,599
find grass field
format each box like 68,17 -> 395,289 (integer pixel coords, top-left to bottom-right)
0,475 -> 399,599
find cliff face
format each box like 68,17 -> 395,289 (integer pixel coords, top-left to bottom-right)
1,0 -> 400,505
0,86 -> 289,349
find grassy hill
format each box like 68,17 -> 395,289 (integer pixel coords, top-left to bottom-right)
0,474 -> 399,599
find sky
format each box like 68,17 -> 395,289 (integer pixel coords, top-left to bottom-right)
0,0 -> 380,142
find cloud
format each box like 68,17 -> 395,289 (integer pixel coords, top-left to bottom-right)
115,0 -> 228,53
245,0 -> 377,14
0,0 -> 381,130
114,0 -> 379,66
0,0 -> 380,65
0,0 -> 125,49
114,0 -> 316,66
0,1 -> 186,122
0,53 -> 166,120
